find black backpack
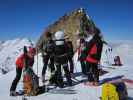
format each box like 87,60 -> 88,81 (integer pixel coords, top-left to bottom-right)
45,40 -> 55,54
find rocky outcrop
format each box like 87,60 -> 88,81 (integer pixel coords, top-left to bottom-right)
37,8 -> 99,51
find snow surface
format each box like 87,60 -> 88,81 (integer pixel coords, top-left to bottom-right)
0,39 -> 133,100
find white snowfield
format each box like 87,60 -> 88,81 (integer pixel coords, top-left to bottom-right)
0,39 -> 133,100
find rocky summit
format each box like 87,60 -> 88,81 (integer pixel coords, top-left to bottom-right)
36,8 -> 99,51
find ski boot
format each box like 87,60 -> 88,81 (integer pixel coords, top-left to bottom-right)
10,91 -> 19,96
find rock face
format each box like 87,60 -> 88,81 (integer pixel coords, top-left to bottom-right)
36,8 -> 98,51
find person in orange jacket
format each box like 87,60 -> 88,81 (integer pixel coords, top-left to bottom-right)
10,46 -> 36,96
85,29 -> 103,86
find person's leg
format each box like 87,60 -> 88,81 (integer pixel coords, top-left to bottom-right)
63,63 -> 72,86
10,67 -> 22,92
48,57 -> 56,84
42,55 -> 49,76
80,61 -> 87,75
68,56 -> 74,74
49,56 -> 55,73
42,55 -> 49,82
55,63 -> 63,87
86,62 -> 94,82
93,64 -> 99,84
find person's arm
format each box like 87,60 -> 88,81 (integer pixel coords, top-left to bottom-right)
16,55 -> 24,69
89,42 -> 103,61
41,40 -> 47,57
68,41 -> 74,56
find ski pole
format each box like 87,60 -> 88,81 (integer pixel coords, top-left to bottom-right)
36,47 -> 39,76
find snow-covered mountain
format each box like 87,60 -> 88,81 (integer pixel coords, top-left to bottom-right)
0,38 -> 34,74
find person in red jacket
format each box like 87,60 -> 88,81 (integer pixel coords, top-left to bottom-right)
10,46 -> 36,96
85,29 -> 103,86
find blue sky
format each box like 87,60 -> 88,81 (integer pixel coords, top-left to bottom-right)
0,0 -> 133,41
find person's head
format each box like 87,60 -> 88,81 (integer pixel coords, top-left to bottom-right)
27,47 -> 36,58
54,30 -> 64,40
77,32 -> 85,39
80,38 -> 85,44
65,35 -> 70,42
45,31 -> 52,40
85,26 -> 95,37
79,38 -> 85,48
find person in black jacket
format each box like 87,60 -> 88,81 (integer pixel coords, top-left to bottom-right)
65,36 -> 74,75
41,32 -> 55,83
53,31 -> 72,88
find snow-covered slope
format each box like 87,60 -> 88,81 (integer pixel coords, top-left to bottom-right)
0,38 -> 34,74
0,40 -> 133,100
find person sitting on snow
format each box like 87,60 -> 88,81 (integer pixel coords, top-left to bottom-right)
10,46 -> 36,96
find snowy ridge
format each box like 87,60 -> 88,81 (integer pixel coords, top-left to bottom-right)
0,38 -> 34,74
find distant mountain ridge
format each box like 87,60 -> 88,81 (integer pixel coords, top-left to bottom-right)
0,37 -> 133,75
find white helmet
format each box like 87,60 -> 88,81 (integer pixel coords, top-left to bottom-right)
54,30 -> 65,45
54,30 -> 64,40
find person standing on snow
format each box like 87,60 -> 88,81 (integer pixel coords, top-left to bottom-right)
10,47 -> 36,96
76,33 -> 88,75
41,32 -> 55,83
53,30 -> 72,88
77,38 -> 88,75
85,28 -> 103,86
65,36 -> 74,75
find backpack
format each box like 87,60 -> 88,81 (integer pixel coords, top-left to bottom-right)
45,40 -> 55,54
23,67 -> 39,96
102,80 -> 128,100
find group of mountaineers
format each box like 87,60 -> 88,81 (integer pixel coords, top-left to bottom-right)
9,25 -> 104,96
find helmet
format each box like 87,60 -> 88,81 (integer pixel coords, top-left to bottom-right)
54,31 -> 64,40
